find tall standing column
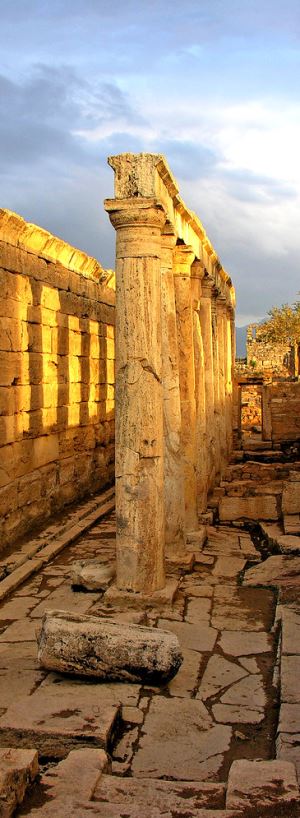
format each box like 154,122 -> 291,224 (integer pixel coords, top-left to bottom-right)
173,245 -> 198,530
105,196 -> 166,593
191,262 -> 207,514
225,303 -> 234,455
199,276 -> 216,491
216,294 -> 227,474
161,231 -> 185,551
211,289 -> 221,480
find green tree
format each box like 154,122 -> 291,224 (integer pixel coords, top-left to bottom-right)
258,300 -> 300,346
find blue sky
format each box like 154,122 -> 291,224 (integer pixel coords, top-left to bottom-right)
1,0 -> 300,325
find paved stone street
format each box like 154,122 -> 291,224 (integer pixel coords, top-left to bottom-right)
0,460 -> 299,816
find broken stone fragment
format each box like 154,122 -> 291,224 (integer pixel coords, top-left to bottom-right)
37,610 -> 183,684
70,561 -> 115,591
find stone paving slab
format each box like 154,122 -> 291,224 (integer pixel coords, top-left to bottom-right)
196,655 -> 248,701
0,686 -> 119,758
281,607 -> 300,655
167,648 -> 202,697
93,774 -> 226,811
131,697 -> 232,781
219,630 -> 272,657
226,759 -> 299,809
281,655 -> 300,703
158,619 -> 218,653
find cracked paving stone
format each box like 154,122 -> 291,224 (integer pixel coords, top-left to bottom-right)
279,704 -> 300,733
213,674 -> 266,725
131,697 -> 232,780
196,655 -> 248,701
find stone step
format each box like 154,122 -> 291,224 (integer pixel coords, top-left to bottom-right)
0,747 -> 38,818
93,774 -> 227,814
0,685 -> 120,759
260,522 -> 300,554
284,514 -> 300,535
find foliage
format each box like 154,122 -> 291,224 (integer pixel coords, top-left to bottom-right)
258,300 -> 300,346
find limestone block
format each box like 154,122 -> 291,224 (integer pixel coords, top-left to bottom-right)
243,555 -> 300,588
226,759 -> 299,810
282,481 -> 300,514
94,774 -> 226,812
0,387 -> 15,416
70,561 -> 115,591
0,352 -> 23,387
0,484 -> 18,517
0,747 -> 39,818
37,610 -> 183,683
33,435 -> 59,468
38,749 -> 109,803
219,494 -> 278,521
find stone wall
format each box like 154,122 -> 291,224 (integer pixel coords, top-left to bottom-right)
0,210 -> 115,549
262,381 -> 300,443
247,324 -> 292,375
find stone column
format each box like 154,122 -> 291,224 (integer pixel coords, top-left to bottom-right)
211,289 -> 221,480
105,196 -> 166,593
216,294 -> 227,474
199,276 -> 215,491
191,262 -> 207,514
161,231 -> 185,551
225,304 -> 234,455
173,245 -> 198,530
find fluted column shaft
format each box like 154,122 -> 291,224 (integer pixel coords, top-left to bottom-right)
199,277 -> 216,491
161,232 -> 185,550
105,198 -> 166,592
173,245 -> 198,530
191,262 -> 207,514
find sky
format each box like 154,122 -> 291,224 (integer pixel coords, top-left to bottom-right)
1,0 -> 300,326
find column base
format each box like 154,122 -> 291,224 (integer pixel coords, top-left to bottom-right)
103,578 -> 179,610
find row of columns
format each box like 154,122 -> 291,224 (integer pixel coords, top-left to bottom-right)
105,177 -> 235,594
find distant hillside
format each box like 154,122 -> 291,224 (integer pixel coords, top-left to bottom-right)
236,325 -> 247,358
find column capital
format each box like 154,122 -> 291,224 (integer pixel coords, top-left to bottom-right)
104,197 -> 166,259
104,197 -> 166,231
191,259 -> 205,280
201,275 -> 214,298
173,244 -> 195,276
216,293 -> 228,314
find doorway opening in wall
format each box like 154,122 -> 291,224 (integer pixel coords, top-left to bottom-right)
240,383 -> 262,444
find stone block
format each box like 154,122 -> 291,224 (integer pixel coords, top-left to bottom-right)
226,759 -> 299,810
0,747 -> 39,818
0,687 -> 119,758
282,481 -> 300,514
243,555 -> 300,588
37,610 -> 183,683
38,748 -> 109,802
70,561 -> 115,591
94,774 -> 226,812
219,495 -> 278,521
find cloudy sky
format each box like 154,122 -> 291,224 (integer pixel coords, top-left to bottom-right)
1,0 -> 300,325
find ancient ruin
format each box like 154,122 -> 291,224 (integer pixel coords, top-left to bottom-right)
0,153 -> 299,817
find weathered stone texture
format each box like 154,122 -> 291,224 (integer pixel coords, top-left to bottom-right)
37,610 -> 183,683
0,210 -> 115,548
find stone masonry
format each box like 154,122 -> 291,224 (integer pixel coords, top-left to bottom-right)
105,153 -> 235,593
0,211 -> 115,548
